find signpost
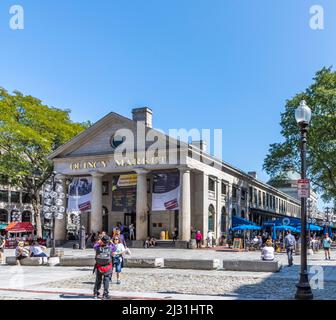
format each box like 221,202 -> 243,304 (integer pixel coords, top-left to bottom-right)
298,179 -> 310,198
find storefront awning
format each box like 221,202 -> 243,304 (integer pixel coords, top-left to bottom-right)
0,223 -> 8,230
6,222 -> 34,233
232,216 -> 256,227
5,222 -> 18,231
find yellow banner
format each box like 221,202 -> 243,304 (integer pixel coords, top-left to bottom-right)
117,174 -> 137,187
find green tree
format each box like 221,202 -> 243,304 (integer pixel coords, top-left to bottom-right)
263,67 -> 336,207
0,88 -> 90,237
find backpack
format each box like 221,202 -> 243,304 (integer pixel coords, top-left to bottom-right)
95,246 -> 112,266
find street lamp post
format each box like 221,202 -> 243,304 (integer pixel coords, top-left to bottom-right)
295,100 -> 313,300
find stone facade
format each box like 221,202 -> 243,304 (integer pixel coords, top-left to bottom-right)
48,108 -> 302,243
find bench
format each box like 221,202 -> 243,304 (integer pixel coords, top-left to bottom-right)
6,256 -> 47,266
222,260 -> 282,272
164,258 -> 220,270
124,257 -> 164,268
59,257 -> 95,267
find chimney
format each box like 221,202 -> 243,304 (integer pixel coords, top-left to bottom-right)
132,107 -> 153,128
248,171 -> 257,179
191,140 -> 207,152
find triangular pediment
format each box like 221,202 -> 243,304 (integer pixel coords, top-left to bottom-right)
48,111 -> 186,160
48,112 -> 136,159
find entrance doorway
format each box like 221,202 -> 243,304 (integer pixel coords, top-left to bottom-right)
102,206 -> 109,233
124,212 -> 136,227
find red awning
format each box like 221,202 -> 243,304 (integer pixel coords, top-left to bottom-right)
7,222 -> 34,233
5,222 -> 18,231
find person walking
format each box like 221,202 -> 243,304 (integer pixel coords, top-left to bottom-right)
93,235 -> 114,300
195,230 -> 203,248
206,230 -> 213,248
129,223 -> 135,240
172,227 -> 178,242
284,230 -> 296,267
323,233 -> 332,260
112,236 -> 126,285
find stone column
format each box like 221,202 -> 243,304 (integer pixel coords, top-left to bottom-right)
54,174 -> 67,244
215,178 -> 221,241
135,169 -> 148,240
179,167 -> 191,241
90,172 -> 104,233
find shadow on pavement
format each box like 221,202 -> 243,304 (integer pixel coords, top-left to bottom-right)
231,263 -> 336,300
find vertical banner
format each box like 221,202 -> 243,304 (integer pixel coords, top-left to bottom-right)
152,171 -> 180,211
68,177 -> 92,212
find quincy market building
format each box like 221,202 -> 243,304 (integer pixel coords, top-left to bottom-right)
48,108 -> 301,246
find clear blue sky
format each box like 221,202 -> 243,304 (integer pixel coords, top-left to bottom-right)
0,0 -> 335,208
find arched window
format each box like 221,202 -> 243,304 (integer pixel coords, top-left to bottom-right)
0,209 -> 8,223
21,211 -> 32,222
208,204 -> 215,232
232,208 -> 236,217
11,210 -> 21,222
221,207 -> 227,233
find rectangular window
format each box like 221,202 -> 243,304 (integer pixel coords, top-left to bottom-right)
208,178 -> 215,192
262,192 -> 266,207
241,189 -> 246,201
249,187 -> 253,202
0,190 -> 8,202
22,192 -> 32,204
266,194 -> 269,207
232,186 -> 237,199
221,182 -> 227,195
10,191 -> 20,203
258,191 -> 261,206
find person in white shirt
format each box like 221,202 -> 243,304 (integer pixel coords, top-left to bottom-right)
207,231 -> 213,248
261,241 -> 275,261
30,241 -> 48,258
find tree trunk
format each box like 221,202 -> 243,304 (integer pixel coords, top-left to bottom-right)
32,195 -> 42,238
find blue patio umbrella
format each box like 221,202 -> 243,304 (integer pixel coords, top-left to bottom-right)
297,224 -> 323,232
274,225 -> 298,232
231,225 -> 262,231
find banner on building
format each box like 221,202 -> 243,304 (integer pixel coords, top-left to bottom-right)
68,177 -> 92,212
112,175 -> 137,212
152,172 -> 180,211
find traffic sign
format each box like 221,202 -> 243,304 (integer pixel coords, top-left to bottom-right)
298,179 -> 310,198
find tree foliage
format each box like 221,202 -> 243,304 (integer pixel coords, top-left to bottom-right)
0,88 -> 90,236
263,67 -> 336,206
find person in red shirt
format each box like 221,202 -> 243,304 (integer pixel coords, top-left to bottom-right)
195,230 -> 203,248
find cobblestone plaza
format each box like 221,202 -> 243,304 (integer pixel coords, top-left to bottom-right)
1,248 -> 335,300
